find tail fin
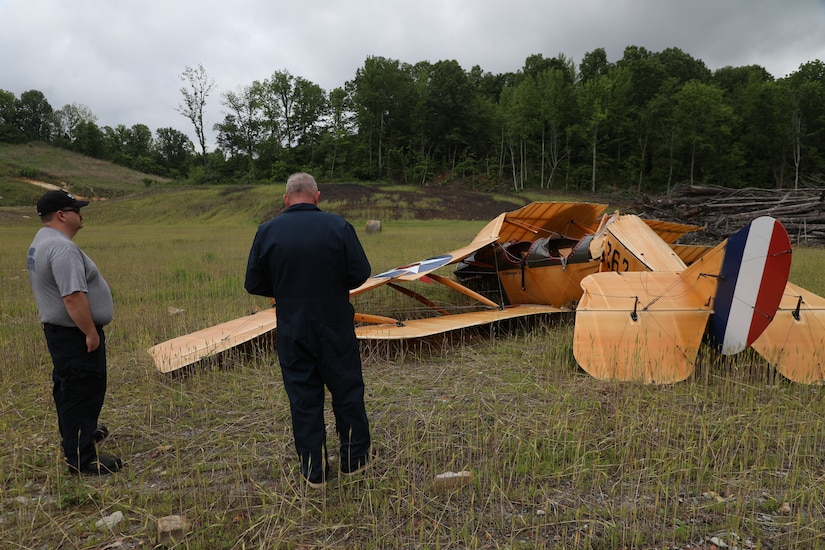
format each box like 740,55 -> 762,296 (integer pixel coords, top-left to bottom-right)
705,217 -> 791,355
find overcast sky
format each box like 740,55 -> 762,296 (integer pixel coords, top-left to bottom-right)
2,0 -> 824,146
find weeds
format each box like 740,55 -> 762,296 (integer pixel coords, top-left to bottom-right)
2,200 -> 825,548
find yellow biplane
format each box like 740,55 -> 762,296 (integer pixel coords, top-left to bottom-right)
148,202 -> 825,385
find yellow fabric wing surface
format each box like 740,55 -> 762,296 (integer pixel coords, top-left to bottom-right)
752,282 -> 825,383
355,304 -> 563,339
573,271 -> 713,384
642,219 -> 705,245
148,308 -> 279,373
497,202 -> 608,242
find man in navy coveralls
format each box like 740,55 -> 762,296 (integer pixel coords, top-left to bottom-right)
244,172 -> 372,488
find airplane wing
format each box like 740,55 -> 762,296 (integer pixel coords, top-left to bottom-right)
350,212 -> 506,296
751,282 -> 825,383
497,202 -> 608,243
149,209 -> 517,373
148,308 -> 279,374
643,219 -> 704,244
356,304 -> 563,339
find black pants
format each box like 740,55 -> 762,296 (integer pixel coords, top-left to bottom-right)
43,323 -> 107,470
277,324 -> 370,482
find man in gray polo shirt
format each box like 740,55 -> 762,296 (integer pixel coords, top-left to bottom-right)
27,190 -> 121,475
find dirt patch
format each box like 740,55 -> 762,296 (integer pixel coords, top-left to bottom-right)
317,183 -> 529,221
19,178 -> 63,191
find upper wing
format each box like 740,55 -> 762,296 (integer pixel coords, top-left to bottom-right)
497,202 -> 608,243
350,213 -> 506,296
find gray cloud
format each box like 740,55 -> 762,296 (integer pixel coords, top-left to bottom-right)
2,0 -> 823,145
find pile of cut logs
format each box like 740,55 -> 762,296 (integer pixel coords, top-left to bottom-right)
636,184 -> 825,246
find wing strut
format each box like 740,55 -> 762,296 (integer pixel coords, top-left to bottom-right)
426,273 -> 502,309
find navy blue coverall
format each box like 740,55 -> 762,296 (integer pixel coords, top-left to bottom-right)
244,203 -> 372,484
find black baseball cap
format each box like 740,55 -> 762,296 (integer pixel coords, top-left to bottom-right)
36,190 -> 90,216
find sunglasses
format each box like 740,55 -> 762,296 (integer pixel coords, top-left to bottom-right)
60,208 -> 81,214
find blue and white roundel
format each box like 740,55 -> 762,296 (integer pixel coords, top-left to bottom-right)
375,254 -> 453,279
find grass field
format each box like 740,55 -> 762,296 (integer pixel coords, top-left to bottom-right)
2,191 -> 825,549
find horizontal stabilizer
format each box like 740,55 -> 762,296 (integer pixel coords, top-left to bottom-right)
752,282 -> 825,383
573,271 -> 714,384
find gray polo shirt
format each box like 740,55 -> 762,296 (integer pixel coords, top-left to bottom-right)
27,227 -> 114,327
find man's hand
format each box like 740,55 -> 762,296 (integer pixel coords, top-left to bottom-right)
63,291 -> 100,352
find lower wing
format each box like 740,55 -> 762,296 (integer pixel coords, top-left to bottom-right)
148,308 -> 279,374
355,304 -> 563,339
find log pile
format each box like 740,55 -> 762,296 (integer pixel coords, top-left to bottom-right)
636,184 -> 825,246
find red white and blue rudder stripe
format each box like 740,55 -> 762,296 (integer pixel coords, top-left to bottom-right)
708,216 -> 791,355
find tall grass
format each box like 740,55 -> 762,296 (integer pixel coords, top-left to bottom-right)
2,202 -> 825,549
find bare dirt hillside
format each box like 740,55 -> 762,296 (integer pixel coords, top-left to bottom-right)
309,183 -> 529,221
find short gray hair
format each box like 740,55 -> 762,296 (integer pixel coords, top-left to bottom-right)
285,172 -> 318,196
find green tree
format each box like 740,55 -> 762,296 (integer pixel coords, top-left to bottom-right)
292,77 -> 327,148
53,102 -> 97,146
17,89 -> 53,141
579,48 -> 612,83
617,46 -> 668,190
536,67 -> 575,188
673,80 -> 734,185
575,69 -> 630,192
500,76 -> 541,190
325,86 -> 355,179
350,56 -> 416,179
125,123 -> 154,161
0,89 -> 22,143
177,64 -> 216,165
416,59 -> 474,174
215,83 -> 266,178
155,127 -> 194,177
73,120 -> 105,158
783,60 -> 825,188
657,47 -> 711,85
101,124 -> 133,166
713,65 -> 784,187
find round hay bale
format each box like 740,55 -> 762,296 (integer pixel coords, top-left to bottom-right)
366,220 -> 382,233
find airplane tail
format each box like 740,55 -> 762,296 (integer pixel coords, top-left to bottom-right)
751,282 -> 825,383
704,216 -> 791,355
573,217 -> 791,384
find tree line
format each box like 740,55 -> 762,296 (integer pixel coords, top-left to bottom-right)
2,46 -> 823,192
